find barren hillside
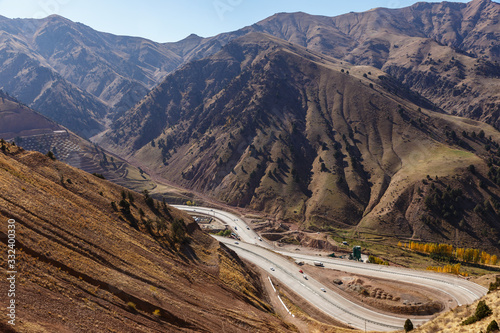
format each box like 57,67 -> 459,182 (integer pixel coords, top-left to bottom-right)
0,141 -> 293,332
0,90 -> 62,138
100,33 -> 500,250
0,94 -> 156,193
1,0 -> 497,135
241,0 -> 500,127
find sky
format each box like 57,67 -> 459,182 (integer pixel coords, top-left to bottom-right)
0,0 -> 472,43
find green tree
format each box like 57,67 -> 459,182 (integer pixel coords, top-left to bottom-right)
171,218 -> 187,245
119,199 -> 131,215
404,318 -> 414,332
487,319 -> 499,333
467,164 -> 476,174
143,189 -> 154,207
461,300 -> 492,325
92,172 -> 105,179
476,300 -> 493,320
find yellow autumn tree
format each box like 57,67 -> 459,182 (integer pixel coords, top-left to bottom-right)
473,249 -> 481,263
456,248 -> 465,261
480,251 -> 491,265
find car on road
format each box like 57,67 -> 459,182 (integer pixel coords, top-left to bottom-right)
303,275 -> 308,280
342,241 -> 349,246
234,241 -> 239,245
246,226 -> 250,230
270,267 -> 275,271
299,270 -> 303,274
234,226 -> 237,230
320,288 -> 326,292
258,237 -> 262,241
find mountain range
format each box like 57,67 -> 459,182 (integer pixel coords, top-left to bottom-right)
1,0 -> 500,247
1,0 -> 498,139
99,31 -> 500,250
242,0 -> 500,127
2,1 -> 500,331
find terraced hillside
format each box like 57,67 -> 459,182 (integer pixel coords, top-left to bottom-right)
0,92 -> 156,193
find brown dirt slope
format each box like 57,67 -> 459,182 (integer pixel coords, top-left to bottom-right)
0,142 -> 294,332
245,0 -> 500,128
413,287 -> 500,333
0,93 -> 156,194
0,91 -> 62,139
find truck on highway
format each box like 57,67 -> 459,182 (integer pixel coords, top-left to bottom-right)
313,261 -> 324,267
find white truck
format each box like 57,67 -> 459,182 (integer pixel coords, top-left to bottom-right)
313,261 -> 324,267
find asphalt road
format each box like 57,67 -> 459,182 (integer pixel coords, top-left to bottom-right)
173,205 -> 270,246
175,205 -> 488,331
281,252 -> 487,307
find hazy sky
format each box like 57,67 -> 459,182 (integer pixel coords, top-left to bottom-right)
0,0 -> 472,42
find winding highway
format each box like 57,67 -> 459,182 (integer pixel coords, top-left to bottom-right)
174,205 -> 488,331
173,205 -> 268,245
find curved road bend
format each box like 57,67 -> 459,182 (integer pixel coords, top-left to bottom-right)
173,205 -> 270,246
219,237 -> 421,331
281,252 -> 487,306
175,205 -> 487,331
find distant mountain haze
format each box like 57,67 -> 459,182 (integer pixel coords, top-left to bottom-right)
0,14 -> 179,137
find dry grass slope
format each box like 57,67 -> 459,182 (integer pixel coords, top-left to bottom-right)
414,289 -> 500,333
0,142 -> 293,332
